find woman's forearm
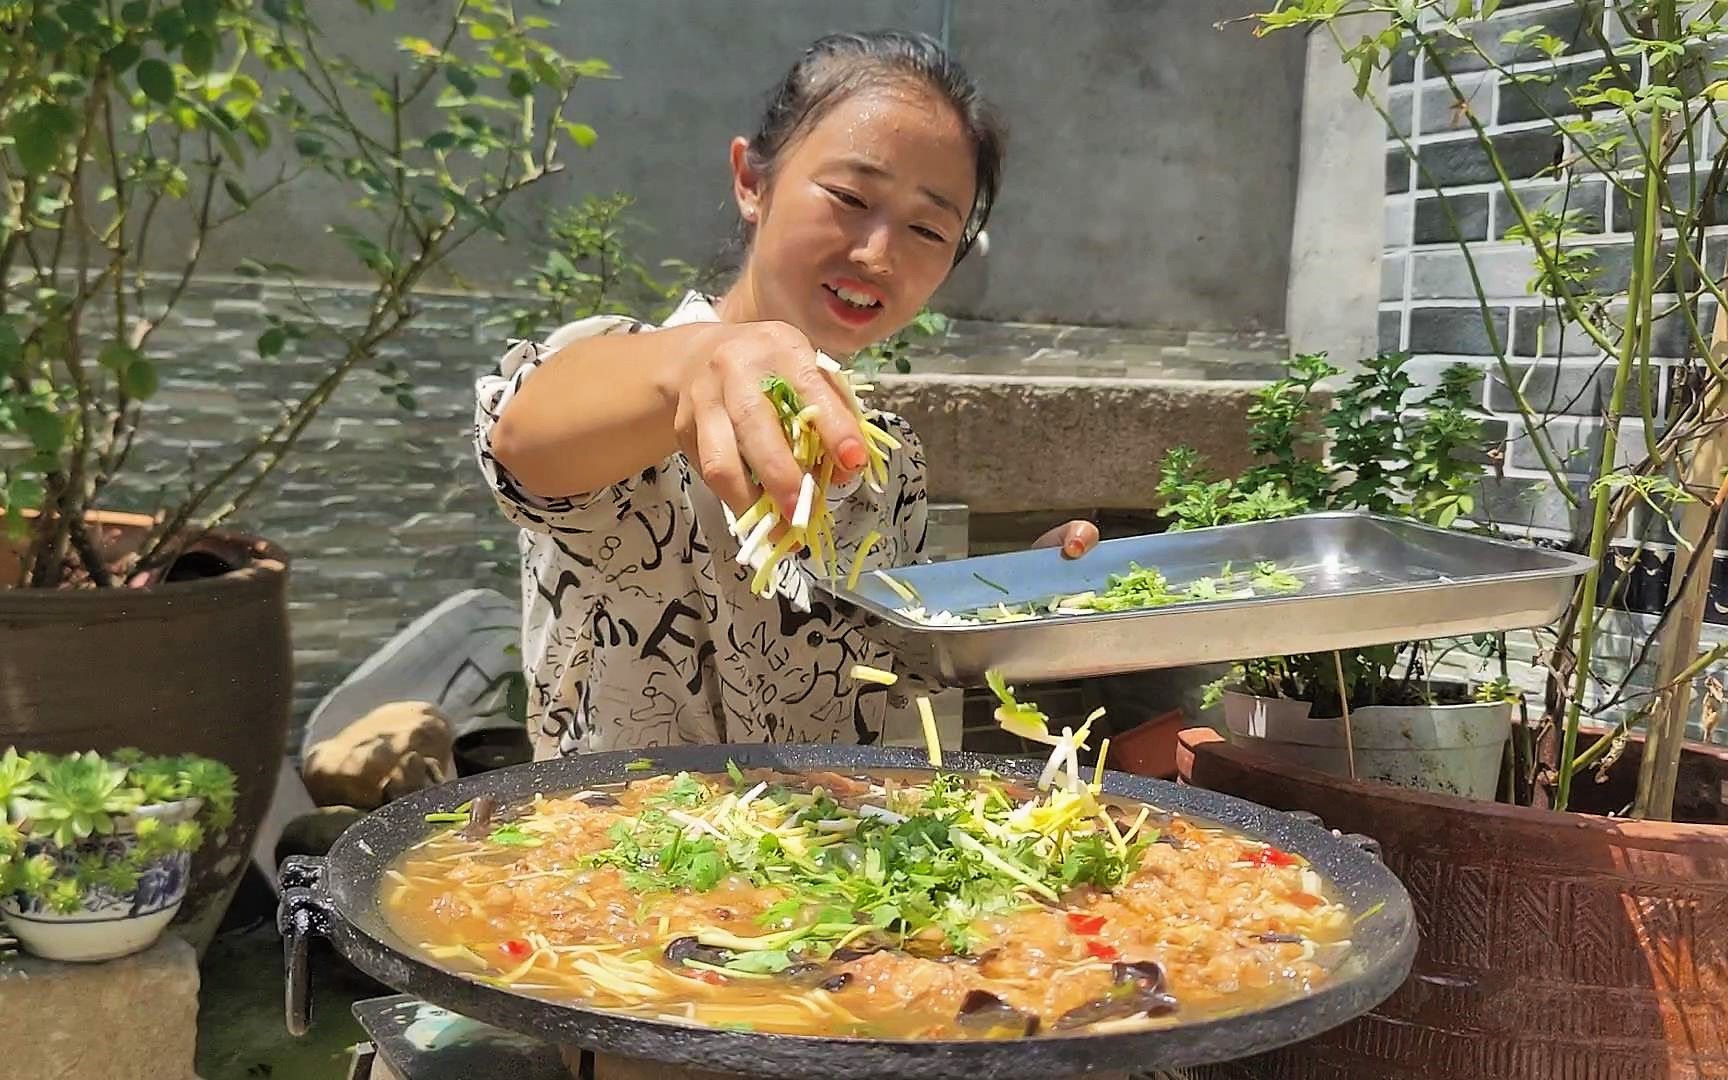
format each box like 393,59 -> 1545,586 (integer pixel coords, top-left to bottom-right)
489,323 -> 714,499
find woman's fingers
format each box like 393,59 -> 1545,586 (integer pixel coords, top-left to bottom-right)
788,360 -> 869,473
1032,520 -> 1100,559
725,366 -> 808,520
684,375 -> 757,519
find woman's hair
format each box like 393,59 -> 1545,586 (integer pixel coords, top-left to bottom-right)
742,29 -> 1005,263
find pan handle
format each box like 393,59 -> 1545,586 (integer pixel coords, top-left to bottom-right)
1285,809 -> 1384,861
277,855 -> 332,1037
1341,832 -> 1383,860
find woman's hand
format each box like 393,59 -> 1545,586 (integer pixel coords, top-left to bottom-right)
672,321 -> 868,522
1032,520 -> 1100,559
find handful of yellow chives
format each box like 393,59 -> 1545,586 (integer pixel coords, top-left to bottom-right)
729,358 -> 900,600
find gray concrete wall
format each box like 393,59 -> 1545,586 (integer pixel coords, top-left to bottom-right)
1285,14 -> 1389,370
938,0 -> 1307,331
195,0 -> 1306,333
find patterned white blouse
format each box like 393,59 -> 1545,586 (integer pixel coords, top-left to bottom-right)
473,292 -> 929,758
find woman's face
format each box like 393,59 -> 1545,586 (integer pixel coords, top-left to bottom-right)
730,83 -> 977,357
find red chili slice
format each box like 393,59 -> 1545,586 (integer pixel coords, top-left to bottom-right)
1289,891 -> 1324,909
1066,912 -> 1108,935
689,969 -> 727,985
499,938 -> 531,959
1084,940 -> 1119,961
1248,846 -> 1300,868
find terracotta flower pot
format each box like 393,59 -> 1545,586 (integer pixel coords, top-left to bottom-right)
1176,727 -> 1728,1080
0,511 -> 292,952
1107,708 -> 1188,780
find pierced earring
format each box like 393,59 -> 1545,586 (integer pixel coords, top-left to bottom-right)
742,205 -> 757,222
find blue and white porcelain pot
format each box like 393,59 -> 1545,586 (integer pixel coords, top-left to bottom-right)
1,797 -> 202,962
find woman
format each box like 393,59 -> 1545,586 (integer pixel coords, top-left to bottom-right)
475,30 -> 1097,758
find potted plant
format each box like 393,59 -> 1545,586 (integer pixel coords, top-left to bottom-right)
0,0 -> 603,946
1176,4 -> 1728,1076
1156,350 -> 1514,798
0,747 -> 236,962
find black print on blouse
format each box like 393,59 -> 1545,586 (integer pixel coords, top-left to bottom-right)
472,293 -> 930,757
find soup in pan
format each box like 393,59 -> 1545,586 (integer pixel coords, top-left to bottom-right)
381,763 -> 1355,1040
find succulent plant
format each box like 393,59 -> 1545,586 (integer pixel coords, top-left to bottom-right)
0,747 -> 236,915
0,748 -> 37,816
15,751 -> 143,848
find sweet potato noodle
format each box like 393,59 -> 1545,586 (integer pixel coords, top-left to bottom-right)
382,766 -> 1353,1040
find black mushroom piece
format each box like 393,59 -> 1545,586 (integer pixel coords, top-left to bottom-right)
460,796 -> 499,840
1051,960 -> 1179,1031
780,963 -> 853,992
581,791 -> 622,807
1254,932 -> 1304,945
829,932 -> 894,963
955,989 -> 1040,1037
663,937 -> 735,968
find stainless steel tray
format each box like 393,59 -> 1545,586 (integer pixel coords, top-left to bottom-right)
818,512 -> 1594,687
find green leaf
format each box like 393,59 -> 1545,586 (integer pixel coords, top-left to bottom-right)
223,179 -> 250,207
183,31 -> 215,77
294,133 -> 326,157
105,41 -> 142,73
121,359 -> 159,400
723,949 -> 793,975
153,7 -> 188,46
121,1 -> 151,26
394,392 -> 417,412
0,320 -> 20,372
487,823 -> 541,847
445,66 -> 478,97
424,130 -> 459,151
21,408 -> 64,455
507,70 -> 533,98
256,327 -> 286,357
11,108 -> 60,176
184,0 -> 220,24
98,342 -> 140,371
560,121 -> 597,148
137,59 -> 177,104
30,14 -> 67,49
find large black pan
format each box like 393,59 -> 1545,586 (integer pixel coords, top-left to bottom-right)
279,744 -> 1416,1079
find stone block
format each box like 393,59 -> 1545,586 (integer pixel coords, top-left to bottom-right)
1410,247 -> 1537,299
1498,57 -> 1628,125
1490,360 -> 1618,415
1387,148 -> 1412,195
1429,1 -> 1599,74
1406,306 -> 1510,355
1493,177 -> 1606,238
1384,199 -> 1413,251
1387,86 -> 1415,139
1419,72 -> 1496,135
1474,475 -> 1589,534
1417,129 -> 1562,188
870,374 -> 1302,515
0,935 -> 201,1080
1379,310 -> 1404,352
1389,32 -> 1418,84
1382,253 -> 1407,303
1414,192 -> 1489,244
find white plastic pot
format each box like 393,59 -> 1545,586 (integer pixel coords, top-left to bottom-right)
0,798 -> 200,963
1222,690 -> 1512,800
